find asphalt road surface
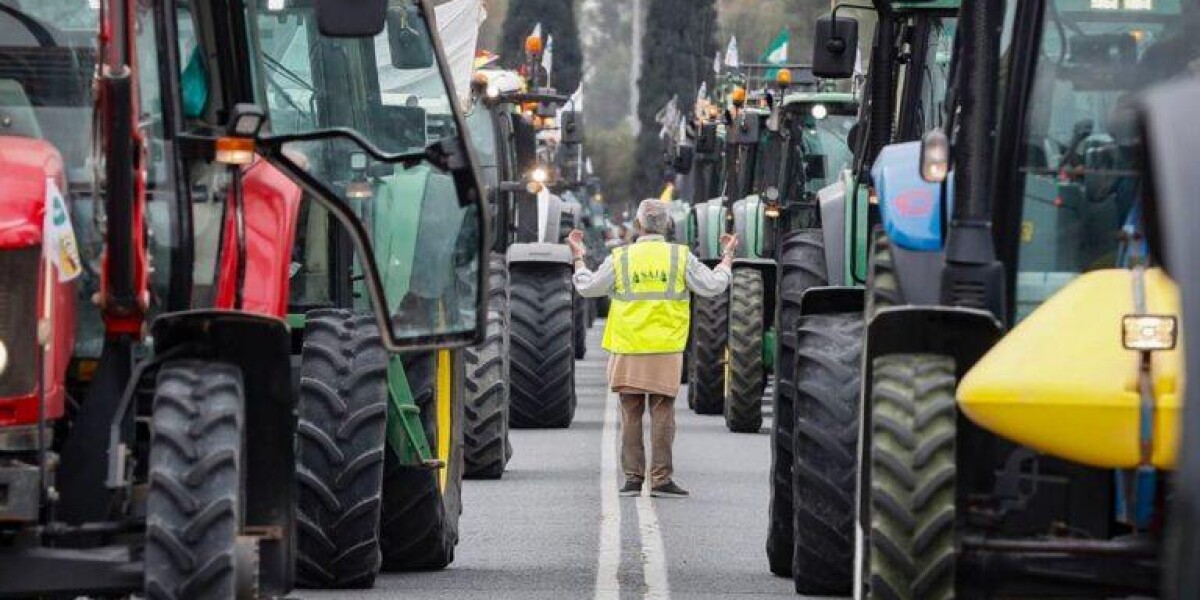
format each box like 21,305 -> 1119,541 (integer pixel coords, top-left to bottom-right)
309,321 -> 834,599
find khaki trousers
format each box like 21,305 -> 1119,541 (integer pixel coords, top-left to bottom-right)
619,393 -> 676,487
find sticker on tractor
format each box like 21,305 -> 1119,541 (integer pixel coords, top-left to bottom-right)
44,178 -> 81,282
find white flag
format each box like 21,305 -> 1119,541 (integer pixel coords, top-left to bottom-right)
43,178 -> 81,282
543,35 -> 554,84
724,36 -> 739,68
697,82 -> 707,102
530,22 -> 542,41
713,51 -> 721,75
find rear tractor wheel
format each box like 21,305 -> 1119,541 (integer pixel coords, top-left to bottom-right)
380,351 -> 465,571
464,254 -> 510,479
294,310 -> 388,589
509,265 -> 577,428
688,289 -> 728,415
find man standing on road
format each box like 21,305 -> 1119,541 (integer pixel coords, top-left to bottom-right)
569,199 -> 736,498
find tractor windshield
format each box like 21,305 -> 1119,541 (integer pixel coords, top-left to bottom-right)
788,100 -> 857,201
1009,0 -> 1199,318
253,0 -> 482,343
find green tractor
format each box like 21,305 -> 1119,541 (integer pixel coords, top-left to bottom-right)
256,1 -> 489,583
763,2 -> 960,594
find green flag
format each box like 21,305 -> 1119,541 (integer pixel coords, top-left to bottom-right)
762,28 -> 788,65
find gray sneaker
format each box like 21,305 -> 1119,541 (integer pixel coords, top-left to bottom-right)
620,479 -> 644,497
650,481 -> 689,498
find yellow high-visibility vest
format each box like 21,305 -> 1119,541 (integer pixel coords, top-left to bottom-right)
602,240 -> 690,354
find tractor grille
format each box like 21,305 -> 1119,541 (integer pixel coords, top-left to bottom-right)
0,249 -> 40,398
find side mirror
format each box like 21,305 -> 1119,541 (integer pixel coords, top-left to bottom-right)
813,14 -> 859,79
316,0 -> 386,38
561,111 -> 583,144
920,128 -> 950,183
386,6 -> 434,69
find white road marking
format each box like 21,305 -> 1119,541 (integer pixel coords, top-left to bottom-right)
595,389 -> 621,600
636,492 -> 670,599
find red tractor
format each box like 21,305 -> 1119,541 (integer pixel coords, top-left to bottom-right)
0,0 -> 487,596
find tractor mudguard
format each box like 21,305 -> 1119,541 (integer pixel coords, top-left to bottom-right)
507,242 -> 572,266
692,198 -> 728,261
798,285 -> 864,317
857,304 -> 1003,527
214,160 -> 303,318
732,195 -> 767,260
871,141 -> 955,253
151,310 -> 296,594
888,243 -> 946,307
816,177 -> 848,286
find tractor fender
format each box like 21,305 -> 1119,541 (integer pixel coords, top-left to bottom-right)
692,198 -> 728,261
732,195 -> 767,259
799,285 -> 864,317
887,243 -> 946,307
214,159 -> 303,318
151,309 -> 297,593
817,177 -> 848,286
871,141 -> 955,253
507,242 -> 573,266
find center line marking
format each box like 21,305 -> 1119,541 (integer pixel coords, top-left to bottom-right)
636,490 -> 670,599
596,388 -> 621,600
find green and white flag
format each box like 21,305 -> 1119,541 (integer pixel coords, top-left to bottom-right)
762,28 -> 788,65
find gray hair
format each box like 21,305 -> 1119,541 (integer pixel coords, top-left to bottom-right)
635,199 -> 672,235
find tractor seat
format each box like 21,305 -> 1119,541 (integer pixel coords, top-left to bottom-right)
0,78 -> 42,140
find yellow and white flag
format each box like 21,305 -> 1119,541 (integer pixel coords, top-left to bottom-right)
44,178 -> 81,282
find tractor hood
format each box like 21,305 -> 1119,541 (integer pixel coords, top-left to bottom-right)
0,136 -> 63,248
957,268 -> 1183,469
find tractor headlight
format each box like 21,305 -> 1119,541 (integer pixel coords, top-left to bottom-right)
0,340 -> 7,378
1123,315 -> 1178,351
531,167 -> 549,184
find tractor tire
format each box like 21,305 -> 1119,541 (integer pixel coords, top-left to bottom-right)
294,310 -> 388,589
766,230 -> 828,577
867,228 -> 901,320
145,361 -> 245,600
509,265 -> 576,428
790,313 -> 863,595
464,255 -> 510,479
574,293 -> 588,360
867,354 -> 957,600
688,290 -> 728,415
380,352 -> 464,571
725,268 -> 765,433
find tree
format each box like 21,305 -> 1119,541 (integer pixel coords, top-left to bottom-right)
632,0 -> 718,197
500,0 -> 583,93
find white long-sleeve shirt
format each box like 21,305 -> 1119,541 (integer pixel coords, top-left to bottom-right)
573,235 -> 732,299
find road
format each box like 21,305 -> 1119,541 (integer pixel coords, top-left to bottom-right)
311,321 -> 830,599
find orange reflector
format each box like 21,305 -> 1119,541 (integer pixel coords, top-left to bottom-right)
215,137 -> 255,165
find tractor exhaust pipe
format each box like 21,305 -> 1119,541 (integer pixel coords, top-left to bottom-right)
940,0 -> 1007,320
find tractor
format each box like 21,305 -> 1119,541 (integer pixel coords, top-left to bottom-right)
763,1 -> 960,593
848,0 -> 1200,597
494,34 -> 589,430
0,0 -> 488,597
255,0 -> 489,584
